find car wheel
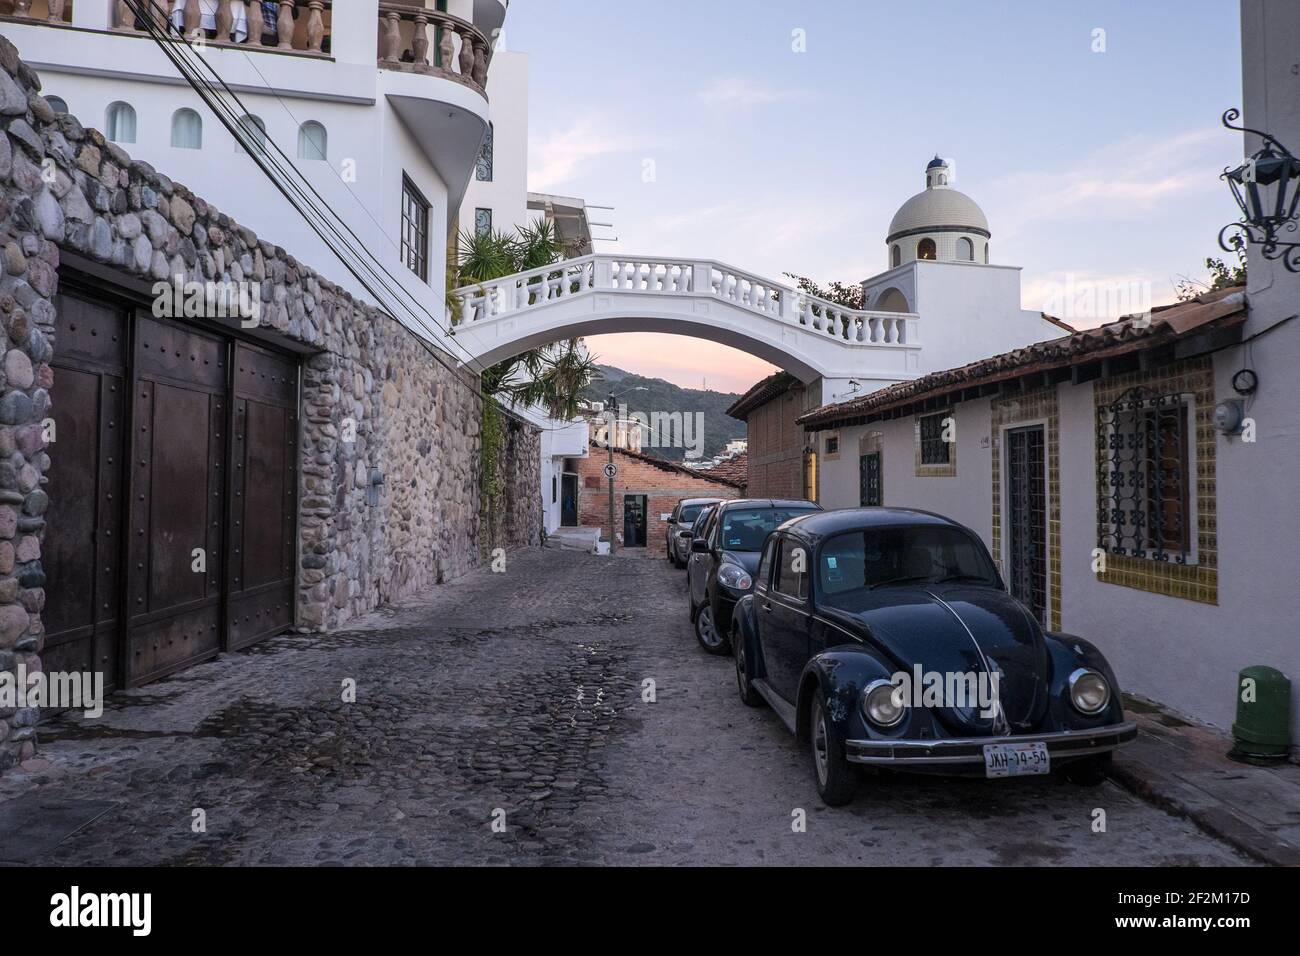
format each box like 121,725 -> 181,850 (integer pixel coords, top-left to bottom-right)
809,688 -> 858,806
693,602 -> 728,655
1062,752 -> 1112,786
732,624 -> 763,707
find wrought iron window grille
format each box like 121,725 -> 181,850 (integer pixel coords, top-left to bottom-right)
919,412 -> 950,465
1096,388 -> 1194,564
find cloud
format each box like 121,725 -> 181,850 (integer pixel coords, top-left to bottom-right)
993,127 -> 1224,239
1021,269 -> 1184,327
696,76 -> 809,108
528,115 -> 644,192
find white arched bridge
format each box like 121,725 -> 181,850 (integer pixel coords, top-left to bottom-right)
449,255 -> 923,392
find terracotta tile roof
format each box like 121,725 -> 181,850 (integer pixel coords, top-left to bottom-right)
726,371 -> 799,420
798,286 -> 1248,430
706,452 -> 748,485
588,440 -> 745,489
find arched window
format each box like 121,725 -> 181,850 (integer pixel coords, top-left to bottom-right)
890,244 -> 901,268
917,238 -> 937,261
46,95 -> 68,114
476,122 -> 493,181
297,121 -> 327,161
957,237 -> 973,261
171,108 -> 203,149
105,101 -> 137,144
235,114 -> 267,153
984,242 -> 990,263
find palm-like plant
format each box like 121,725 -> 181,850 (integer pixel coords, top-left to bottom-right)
453,217 -> 598,419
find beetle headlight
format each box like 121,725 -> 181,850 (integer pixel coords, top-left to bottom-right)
1068,668 -> 1110,715
862,679 -> 906,727
716,562 -> 753,591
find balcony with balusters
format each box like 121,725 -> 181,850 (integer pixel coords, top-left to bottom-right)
377,2 -> 491,98
0,3 -> 493,98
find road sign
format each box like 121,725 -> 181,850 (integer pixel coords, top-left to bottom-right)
603,463 -> 618,479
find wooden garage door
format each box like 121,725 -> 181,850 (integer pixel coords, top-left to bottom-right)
226,342 -> 298,650
44,295 -> 127,691
45,284 -> 300,689
126,313 -> 228,684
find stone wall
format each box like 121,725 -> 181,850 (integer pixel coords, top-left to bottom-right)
0,38 -> 536,770
500,415 -> 542,552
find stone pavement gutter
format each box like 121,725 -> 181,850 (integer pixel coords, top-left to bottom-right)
1112,694 -> 1300,866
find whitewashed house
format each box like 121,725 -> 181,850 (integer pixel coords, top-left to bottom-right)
794,1 -> 1300,744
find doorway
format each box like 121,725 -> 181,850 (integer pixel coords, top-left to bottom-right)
859,451 -> 881,506
622,494 -> 647,547
561,474 -> 578,526
1005,425 -> 1048,626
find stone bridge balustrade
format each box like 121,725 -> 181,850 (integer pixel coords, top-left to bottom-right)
377,1 -> 491,96
451,254 -> 918,348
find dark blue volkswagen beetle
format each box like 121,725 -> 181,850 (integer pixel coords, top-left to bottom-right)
730,508 -> 1136,806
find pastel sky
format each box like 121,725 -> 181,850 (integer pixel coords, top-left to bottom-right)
510,0 -> 1245,394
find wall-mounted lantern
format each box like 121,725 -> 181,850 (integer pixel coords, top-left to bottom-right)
1220,108 -> 1300,272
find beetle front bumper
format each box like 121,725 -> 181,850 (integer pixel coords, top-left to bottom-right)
844,721 -> 1137,766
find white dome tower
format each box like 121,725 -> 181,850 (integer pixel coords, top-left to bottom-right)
886,156 -> 991,268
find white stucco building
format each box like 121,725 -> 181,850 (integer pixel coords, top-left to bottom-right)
3,2 -> 511,345
791,0 -> 1300,746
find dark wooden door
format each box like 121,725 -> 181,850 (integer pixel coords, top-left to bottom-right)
226,342 -> 298,650
859,451 -> 881,506
1006,425 -> 1047,626
44,294 -> 127,691
125,314 -> 228,684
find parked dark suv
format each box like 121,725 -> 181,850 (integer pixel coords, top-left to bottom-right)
686,498 -> 820,654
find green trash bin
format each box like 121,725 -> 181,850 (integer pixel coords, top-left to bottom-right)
1230,665 -> 1292,763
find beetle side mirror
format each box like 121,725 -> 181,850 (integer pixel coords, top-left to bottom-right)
691,538 -> 710,554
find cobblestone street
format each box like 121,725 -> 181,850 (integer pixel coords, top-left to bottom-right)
0,549 -> 1251,866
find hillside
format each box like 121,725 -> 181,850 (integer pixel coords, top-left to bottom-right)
582,365 -> 746,462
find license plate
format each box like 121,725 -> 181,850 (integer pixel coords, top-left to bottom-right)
983,741 -> 1050,778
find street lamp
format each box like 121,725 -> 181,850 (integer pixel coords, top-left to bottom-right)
602,384 -> 646,555
1220,108 -> 1300,272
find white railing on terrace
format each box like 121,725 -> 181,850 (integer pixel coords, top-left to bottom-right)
450,254 -> 919,347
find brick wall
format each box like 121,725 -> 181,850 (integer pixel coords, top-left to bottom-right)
740,381 -> 811,499
576,445 -> 740,548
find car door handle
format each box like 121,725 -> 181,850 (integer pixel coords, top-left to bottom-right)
761,601 -> 772,612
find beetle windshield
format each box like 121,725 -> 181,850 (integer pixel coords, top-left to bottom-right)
817,526 -> 999,602
719,507 -> 818,552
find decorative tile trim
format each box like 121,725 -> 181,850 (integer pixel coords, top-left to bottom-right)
991,389 -> 1062,632
1092,357 -> 1218,605
914,410 -> 956,477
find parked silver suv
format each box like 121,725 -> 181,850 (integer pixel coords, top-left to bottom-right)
665,497 -> 722,568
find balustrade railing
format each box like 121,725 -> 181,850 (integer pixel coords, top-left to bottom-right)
2,1 -> 73,22
112,1 -> 331,56
451,254 -> 918,348
377,1 -> 491,96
